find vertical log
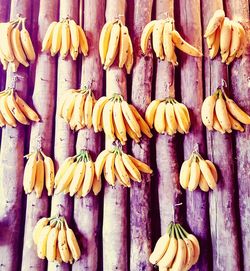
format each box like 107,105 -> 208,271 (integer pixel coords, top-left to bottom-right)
129,1 -> 153,270
20,1 -> 59,270
0,1 -> 32,270
178,0 -> 211,270
102,1 -> 128,270
201,0 -> 241,270
72,0 -> 105,270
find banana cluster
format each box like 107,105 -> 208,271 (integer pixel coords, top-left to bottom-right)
23,150 -> 55,198
54,150 -> 100,197
149,222 -> 200,270
42,18 -> 88,60
0,16 -> 35,72
95,147 -> 152,187
145,98 -> 191,135
57,87 -> 96,131
141,17 -> 202,64
201,88 -> 250,133
93,94 -> 152,144
0,88 -> 39,127
99,19 -> 133,73
33,216 -> 81,264
204,9 -> 246,64
180,151 -> 218,192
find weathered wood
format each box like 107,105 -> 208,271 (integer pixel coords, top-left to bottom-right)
20,1 -> 59,270
72,0 -> 105,270
202,0 -> 241,270
129,1 -> 153,270
177,0 -> 211,270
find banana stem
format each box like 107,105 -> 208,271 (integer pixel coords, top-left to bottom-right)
176,224 -> 185,239
179,224 -> 189,238
175,224 -> 181,239
170,222 -> 175,238
166,221 -> 173,235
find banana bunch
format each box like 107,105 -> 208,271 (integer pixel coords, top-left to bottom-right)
54,150 -> 100,197
93,93 -> 152,144
42,18 -> 88,60
99,19 -> 133,73
141,17 -> 202,65
23,149 -> 55,198
0,16 -> 35,72
33,216 -> 81,264
204,9 -> 246,64
0,88 -> 40,127
201,88 -> 250,133
57,87 -> 96,131
145,98 -> 191,135
149,222 -> 200,270
180,151 -> 218,192
95,147 -> 152,187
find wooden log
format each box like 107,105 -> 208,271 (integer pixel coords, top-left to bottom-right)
201,0 -> 241,270
72,0 -> 105,270
48,0 -> 78,270
0,1 -> 32,270
177,0 -> 212,270
155,0 -> 183,232
102,1 -> 128,270
224,2 -> 250,270
20,1 -> 59,270
129,1 -> 153,270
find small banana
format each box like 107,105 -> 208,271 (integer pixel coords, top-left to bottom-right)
69,19 -> 79,53
70,42 -> 78,60
51,22 -> 62,56
42,152 -> 55,196
61,92 -> 77,122
206,31 -> 216,49
103,152 -> 116,186
199,173 -> 210,192
152,19 -> 165,59
99,20 -> 114,64
209,28 -> 220,59
206,160 -> 218,183
128,155 -> 152,174
23,152 -> 37,193
34,153 -> 45,198
60,20 -> 71,59
229,21 -> 241,57
145,99 -> 161,128
124,117 -> 140,143
113,98 -> 127,142
163,19 -> 176,63
46,223 -> 59,261
119,25 -> 129,68
204,9 -> 225,37
0,92 -> 17,127
58,223 -> 70,263
188,157 -> 200,191
42,21 -> 57,52
69,160 -> 85,196
57,89 -> 75,117
33,217 -> 49,244
198,158 -> 217,190
102,99 -> 115,141
54,157 -> 74,187
92,96 -> 109,132
220,17 -> 232,62
78,25 -> 88,56
228,113 -> 244,132
121,152 -> 141,182
82,158 -> 95,197
65,222 -> 81,260
213,113 -> 225,133
125,35 -> 133,74
154,100 -> 166,134
84,91 -> 94,129
37,225 -> 52,259
173,101 -> 190,133
0,22 -> 15,62
141,20 -> 156,54
165,101 -> 178,134
179,158 -> 191,189
114,152 -> 130,187
235,23 -> 246,58
20,19 -> 36,61
201,94 -> 217,130
92,175 -> 102,195
95,150 -> 110,179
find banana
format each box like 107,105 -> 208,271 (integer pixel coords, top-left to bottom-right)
0,92 -> 17,127
113,98 -> 127,142
57,89 -> 75,117
82,159 -> 95,197
78,25 -> 88,56
104,152 -> 116,186
42,21 -> 57,52
23,152 -> 37,193
114,167 -> 130,187
124,117 -> 140,143
229,21 -> 241,57
37,225 -> 52,259
34,154 -> 45,198
114,152 -> 130,187
235,23 -> 246,58
225,54 -> 236,65
121,152 -> 141,182
125,35 -> 133,74
205,160 -> 218,183
54,157 -> 74,187
165,101 -> 178,134
42,153 -> 55,196
33,217 -> 49,244
73,92 -> 86,128
188,157 -> 200,191
145,99 -> 161,128
141,20 -> 156,54
154,100 -> 166,134
119,25 -> 129,68
0,22 -> 15,62
99,21 -> 114,64
60,20 -> 71,59
104,22 -> 121,69
199,173 -> 210,192
152,19 -> 165,59
58,223 -> 70,263
65,223 -> 81,260
206,31 -> 216,49
128,155 -> 152,174
172,30 -> 202,57
69,19 -> 79,53
69,160 -> 85,196
204,9 -> 225,37
84,91 -> 93,129
70,42 -> 78,60
228,113 -> 244,132
51,22 -> 62,56
92,175 -> 102,195
201,94 -> 217,130
56,244 -> 62,263
209,28 -> 220,59
61,92 -> 77,122
163,20 -> 175,62
173,101 -> 190,133
20,19 -> 36,61
220,17 -> 232,62
198,158 -> 216,190
95,150 -> 110,179
213,113 -> 225,133
46,223 -> 59,261
102,99 -> 115,141
92,96 -> 109,132
180,158 -> 191,189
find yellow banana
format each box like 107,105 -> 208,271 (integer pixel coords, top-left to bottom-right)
57,89 -> 75,117
23,152 -> 37,193
54,157 -> 74,187
95,150 -> 110,179
201,94 -> 217,130
198,158 -> 216,190
61,92 -> 77,122
209,28 -> 220,59
220,17 -> 232,62
69,93 -> 81,130
235,23 -> 246,58
199,173 -> 210,192
51,22 -> 62,56
84,91 -> 94,129
34,154 -> 45,198
149,232 -> 170,264
113,98 -> 127,142
58,223 -> 70,263
188,157 -> 200,191
92,175 -> 102,195
163,20 -> 175,62
124,117 -> 140,143
78,25 -> 88,56
206,31 -> 216,49
92,96 -> 109,132
145,99 -> 161,128
114,121 -> 126,145
154,100 -> 166,134
229,21 -> 241,57
37,225 -> 52,259
69,160 -> 85,196
228,113 -> 244,132
42,21 -> 57,52
165,101 -> 178,134
46,223 -> 59,261
119,25 -> 129,68
82,159 -> 95,197
102,99 -> 115,141
141,20 -> 156,54
179,158 -> 191,189
99,20 -> 114,64
70,42 -> 78,60
213,113 -> 225,133
69,19 -> 79,52
33,217 -> 49,245
173,101 -> 190,133
205,160 -> 218,183
73,92 -> 86,127
65,223 -> 81,261
121,152 -> 141,182
0,92 -> 17,127
125,35 -> 133,74
42,153 -> 55,196
114,152 -> 131,187
103,152 -> 116,186
204,9 -> 225,37
60,20 -> 71,59
152,19 -> 165,59
128,155 -> 152,174
0,22 -> 15,62
20,19 -> 36,61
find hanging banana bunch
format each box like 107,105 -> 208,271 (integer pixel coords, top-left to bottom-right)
95,146 -> 152,187
149,221 -> 200,270
57,86 -> 96,131
180,150 -> 218,192
42,17 -> 88,60
99,19 -> 133,73
141,17 -> 202,65
145,97 -> 191,135
23,149 -> 55,198
54,150 -> 100,197
93,93 -> 152,144
204,9 -> 246,64
0,88 -> 40,127
201,86 -> 250,133
0,15 -> 35,72
33,215 -> 81,264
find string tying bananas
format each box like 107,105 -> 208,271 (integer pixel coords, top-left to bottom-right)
180,151 -> 218,192
93,93 -> 152,144
141,17 -> 202,65
23,149 -> 55,197
204,9 -> 246,64
42,18 -> 88,60
99,19 -> 133,73
201,87 -> 250,133
57,87 -> 96,131
54,150 -> 99,197
145,97 -> 191,135
33,215 -> 81,264
95,146 -> 152,187
149,222 -> 200,270
0,15 -> 35,72
0,88 -> 39,127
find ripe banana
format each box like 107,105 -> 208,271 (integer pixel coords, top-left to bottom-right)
206,31 -> 216,49
51,22 -> 62,56
179,158 -> 191,189
69,19 -> 79,54
84,91 -> 94,129
124,117 -> 140,143
78,25 -> 88,56
46,224 -> 59,261
201,94 -> 217,130
92,175 -> 102,195
54,157 -> 74,187
188,157 -> 200,191
61,92 -> 77,122
228,113 -> 244,132
199,173 -> 210,192
163,20 -> 176,63
42,152 -> 55,196
92,96 -> 109,132
113,98 -> 127,142
0,92 -> 17,127
128,154 -> 152,174
141,20 -> 156,54
213,113 -> 225,133
102,99 -> 115,141
119,25 -> 129,68
23,152 -> 37,193
121,152 -> 141,182
152,19 -> 165,59
125,36 -> 133,74
173,101 -> 190,133
57,89 -> 75,117
20,19 -> 36,61
42,21 -> 57,52
0,22 -> 15,62
69,160 -> 85,196
235,23 -> 246,58
58,224 -> 70,263
95,149 -> 110,179
115,152 -> 130,187
33,217 -> 49,244
165,101 -> 178,134
229,21 -> 241,57
65,223 -> 81,260
99,21 -> 114,64
145,99 -> 161,128
37,225 -> 51,259
204,9 -> 225,37
104,152 -> 116,186
205,160 -> 218,183
198,158 -> 217,190
154,100 -> 166,134
209,28 -> 220,59
82,159 -> 95,197
60,20 -> 71,59
70,42 -> 78,60
34,154 -> 45,198
220,17 -> 232,62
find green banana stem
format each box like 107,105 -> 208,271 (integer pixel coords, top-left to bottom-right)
166,221 -> 173,235
170,223 -> 175,238
179,224 -> 189,238
174,224 -> 181,239
176,224 -> 186,239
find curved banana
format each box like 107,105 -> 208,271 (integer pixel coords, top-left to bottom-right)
95,150 -> 110,179
152,19 -> 165,59
229,21 -> 241,57
165,101 -> 178,134
92,175 -> 102,195
70,42 -> 78,60
54,157 -> 74,187
205,160 -> 218,183
149,232 -> 170,264
102,99 -> 115,141
0,22 -> 15,62
235,23 -> 246,58
99,20 -> 114,64
114,167 -> 129,187
206,31 -> 216,49
82,159 -> 95,197
42,21 -> 57,52
209,28 -> 220,59
51,22 -> 62,56
73,92 -> 86,128
220,17 -> 232,62
128,154 -> 152,174
201,94 -> 217,130
46,224 -> 59,261
69,160 -> 85,196
204,9 -> 225,37
92,96 -> 109,132
213,113 -> 225,133
215,93 -> 232,132
154,100 -> 166,134
163,20 -> 176,63
121,152 -> 141,182
58,224 -> 70,263
180,158 -> 191,189
0,92 -> 17,127
60,20 -> 71,59
34,154 -> 45,198
61,92 -> 77,122
184,232 -> 200,265
199,158 -> 216,190
23,152 -> 37,193
125,35 -> 133,74
114,152 -> 130,187
145,99 -> 161,128
199,173 -> 210,192
65,225 -> 81,260
42,154 -> 55,196
84,91 -> 94,129
37,225 -> 52,259
33,217 -> 49,244
57,89 -> 75,117
69,19 -> 79,54
141,20 -> 156,54
104,152 -> 116,186
173,101 -> 190,133
20,19 -> 36,61
113,98 -> 127,142
188,157 -> 200,191
228,113 -> 244,132
78,25 -> 88,56
119,25 -> 129,68
124,117 -> 140,143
